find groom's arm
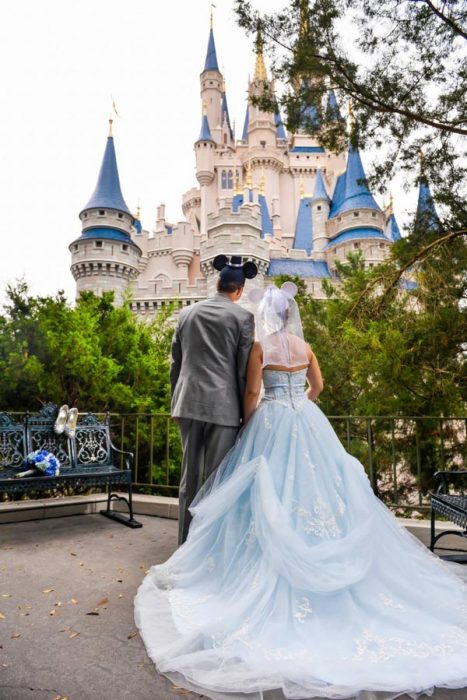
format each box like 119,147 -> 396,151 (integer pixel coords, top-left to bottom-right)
170,324 -> 182,398
236,312 -> 255,410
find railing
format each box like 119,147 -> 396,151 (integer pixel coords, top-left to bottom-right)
109,413 -> 467,512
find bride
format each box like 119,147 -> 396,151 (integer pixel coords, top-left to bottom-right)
135,282 -> 467,700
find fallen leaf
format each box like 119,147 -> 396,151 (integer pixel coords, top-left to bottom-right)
59,627 -> 72,632
116,579 -> 123,583
54,602 -> 62,607
11,633 -> 21,639
19,613 -> 30,617
70,552 -> 77,556
97,597 -> 108,607
42,588 -> 54,594
118,594 -> 123,599
49,609 -> 58,616
144,570 -> 149,575
69,632 -> 80,639
127,631 -> 137,639
70,598 -> 78,605
0,613 -> 5,620
1,594 -> 11,598
85,611 -> 99,616
79,562 -> 84,567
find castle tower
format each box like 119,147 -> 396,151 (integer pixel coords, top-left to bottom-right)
69,120 -> 141,303
311,169 -> 330,254
195,106 -> 216,240
200,23 -> 223,144
414,154 -> 441,234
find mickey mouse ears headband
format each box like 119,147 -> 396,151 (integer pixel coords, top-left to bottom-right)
248,281 -> 298,304
213,255 -> 258,281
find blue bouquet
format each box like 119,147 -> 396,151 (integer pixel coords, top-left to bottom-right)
15,450 -> 61,478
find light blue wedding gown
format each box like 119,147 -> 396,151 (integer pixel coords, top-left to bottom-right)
134,369 -> 467,700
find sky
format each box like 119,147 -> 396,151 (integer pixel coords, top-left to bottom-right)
0,0 -> 417,303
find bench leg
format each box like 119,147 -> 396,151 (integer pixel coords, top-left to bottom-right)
430,507 -> 436,551
100,480 -> 143,529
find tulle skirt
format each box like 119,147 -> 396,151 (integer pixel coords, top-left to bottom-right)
134,395 -> 467,699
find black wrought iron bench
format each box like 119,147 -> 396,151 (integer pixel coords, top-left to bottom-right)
0,403 -> 142,529
430,470 -> 467,559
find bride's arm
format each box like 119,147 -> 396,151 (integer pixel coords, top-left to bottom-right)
306,347 -> 324,401
243,342 -> 263,426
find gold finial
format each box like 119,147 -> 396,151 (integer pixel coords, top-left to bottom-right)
259,166 -> 265,195
210,2 -> 215,28
419,147 -> 425,171
135,201 -> 141,219
108,118 -> 113,137
245,161 -> 253,188
234,170 -> 241,194
347,100 -> 355,132
299,176 -> 305,198
254,21 -> 267,81
299,0 -> 310,39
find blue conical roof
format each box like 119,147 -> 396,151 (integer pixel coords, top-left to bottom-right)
203,28 -> 219,72
222,93 -> 233,139
275,111 -> 287,139
415,178 -> 441,231
312,169 -> 329,201
242,104 -> 249,141
388,213 -> 402,241
327,89 -> 342,121
293,197 -> 313,255
329,145 -> 381,218
81,136 -> 131,215
197,114 -> 214,142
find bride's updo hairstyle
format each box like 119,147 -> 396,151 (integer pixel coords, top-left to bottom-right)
249,282 -> 309,368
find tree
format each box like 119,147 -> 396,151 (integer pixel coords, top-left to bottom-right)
235,0 -> 467,227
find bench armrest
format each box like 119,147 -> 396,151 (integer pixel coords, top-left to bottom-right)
110,441 -> 134,471
433,470 -> 467,494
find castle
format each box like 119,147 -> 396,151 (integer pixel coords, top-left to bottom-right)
69,24 -> 436,313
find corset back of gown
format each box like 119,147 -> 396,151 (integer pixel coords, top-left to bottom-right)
262,368 -> 308,409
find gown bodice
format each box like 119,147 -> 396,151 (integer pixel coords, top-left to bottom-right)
262,368 -> 308,409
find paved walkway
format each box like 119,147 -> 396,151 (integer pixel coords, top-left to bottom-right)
1,514 -> 467,700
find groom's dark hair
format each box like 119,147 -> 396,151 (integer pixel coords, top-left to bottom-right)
217,278 -> 244,294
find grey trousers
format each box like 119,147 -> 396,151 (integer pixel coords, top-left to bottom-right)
177,418 -> 238,545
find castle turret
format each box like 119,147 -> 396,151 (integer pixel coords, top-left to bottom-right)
414,154 -> 441,234
200,23 -> 223,144
195,107 -> 216,239
69,120 -> 141,304
244,25 -> 277,148
311,169 -> 330,253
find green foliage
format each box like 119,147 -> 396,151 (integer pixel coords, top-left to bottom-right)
0,283 -> 173,414
235,0 -> 467,222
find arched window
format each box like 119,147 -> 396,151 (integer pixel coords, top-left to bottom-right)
227,170 -> 234,189
221,170 -> 227,189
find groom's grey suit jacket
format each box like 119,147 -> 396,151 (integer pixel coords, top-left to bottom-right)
170,294 -> 255,427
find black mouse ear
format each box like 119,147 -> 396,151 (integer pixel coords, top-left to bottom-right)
243,261 -> 258,279
213,255 -> 228,271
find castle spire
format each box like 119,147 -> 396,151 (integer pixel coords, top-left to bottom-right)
254,22 -> 267,81
196,102 -> 215,142
81,122 -> 131,215
329,143 -> 381,218
415,153 -> 441,232
312,169 -> 329,202
203,24 -> 219,72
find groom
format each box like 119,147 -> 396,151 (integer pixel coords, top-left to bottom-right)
170,255 -> 257,544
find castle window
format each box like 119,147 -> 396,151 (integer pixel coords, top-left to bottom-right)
118,213 -> 123,219
122,244 -> 128,252
353,212 -> 359,217
317,205 -> 322,211
73,244 -> 78,251
223,134 -> 227,144
221,170 -> 227,189
372,212 -> 377,217
83,213 -> 88,218
379,242 -> 385,248
98,210 -> 105,216
95,241 -> 103,248
353,242 -> 360,249
227,170 -> 233,189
